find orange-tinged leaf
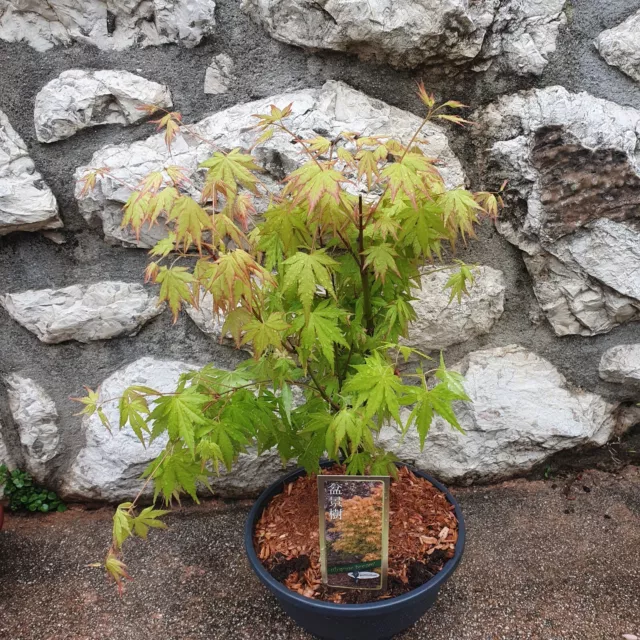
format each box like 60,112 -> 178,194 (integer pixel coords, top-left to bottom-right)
167,196 -> 212,251
156,266 -> 195,321
285,162 -> 345,211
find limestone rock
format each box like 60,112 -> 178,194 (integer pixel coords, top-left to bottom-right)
204,54 -> 234,95
0,110 -> 61,235
0,423 -> 13,470
407,266 -> 505,351
209,451 -> 294,498
5,375 -> 59,483
34,69 -> 173,143
184,290 -> 225,338
476,87 -> 640,336
75,80 -> 465,247
599,344 -> 640,386
0,0 -> 216,52
380,345 -> 622,484
596,10 -> 640,84
1,282 -> 163,344
242,0 -> 566,75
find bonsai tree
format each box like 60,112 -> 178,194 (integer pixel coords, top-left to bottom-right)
77,84 -> 501,590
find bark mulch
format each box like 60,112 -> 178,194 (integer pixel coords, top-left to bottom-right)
254,466 -> 458,604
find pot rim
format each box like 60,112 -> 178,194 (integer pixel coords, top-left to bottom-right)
244,461 -> 466,614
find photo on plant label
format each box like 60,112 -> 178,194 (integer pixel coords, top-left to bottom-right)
318,476 -> 390,590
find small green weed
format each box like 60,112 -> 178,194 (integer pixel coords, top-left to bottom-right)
0,465 -> 67,513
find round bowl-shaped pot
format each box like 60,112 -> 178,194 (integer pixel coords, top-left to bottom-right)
244,462 -> 465,640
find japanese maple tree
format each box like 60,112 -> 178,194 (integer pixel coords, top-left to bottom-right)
77,84 -> 501,589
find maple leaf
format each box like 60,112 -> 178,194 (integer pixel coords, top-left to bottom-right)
291,300 -> 348,368
444,262 -> 476,303
136,171 -> 164,196
167,196 -> 212,251
149,233 -> 177,258
282,250 -> 338,319
362,243 -> 400,283
132,506 -> 169,539
252,103 -> 293,129
150,387 -> 209,453
241,312 -> 290,358
381,160 -> 429,205
199,148 -> 262,195
105,551 -> 132,595
121,192 -> 152,238
156,266 -> 195,321
399,201 -> 448,259
356,150 -> 380,188
435,114 -> 472,126
438,189 -> 482,238
342,352 -> 404,422
417,81 -> 435,109
284,162 -> 345,211
303,136 -> 332,155
151,112 -> 183,148
148,186 -> 179,224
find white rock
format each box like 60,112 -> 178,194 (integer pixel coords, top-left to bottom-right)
184,290 -> 225,337
407,266 -> 505,351
34,69 -> 173,143
5,375 -> 59,483
75,80 -> 465,247
242,0 -> 565,75
0,422 -> 13,470
599,344 -> 640,386
380,345 -> 622,483
61,356 -> 290,501
596,10 -> 640,84
1,281 -> 163,344
204,53 -> 234,95
0,110 -> 61,235
476,87 -> 640,336
0,0 -> 216,52
209,451 -> 293,498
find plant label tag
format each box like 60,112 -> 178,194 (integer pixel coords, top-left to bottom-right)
318,475 -> 390,591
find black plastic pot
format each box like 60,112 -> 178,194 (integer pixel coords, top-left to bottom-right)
244,462 -> 465,640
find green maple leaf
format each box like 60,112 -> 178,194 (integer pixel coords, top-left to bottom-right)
132,506 -> 169,539
399,202 -> 448,259
362,243 -> 400,283
292,301 -> 348,368
438,189 -> 482,238
121,192 -> 152,237
149,232 -> 177,258
285,162 -> 344,210
342,352 -> 404,422
199,148 -> 262,195
282,250 -> 338,319
156,266 -> 195,321
241,312 -> 290,357
149,186 -> 179,223
444,262 -> 476,303
150,387 -> 209,453
168,196 -> 212,251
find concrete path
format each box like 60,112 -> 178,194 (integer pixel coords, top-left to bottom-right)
1,467 -> 639,640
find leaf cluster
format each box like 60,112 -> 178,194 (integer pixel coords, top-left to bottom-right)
77,88 -> 501,586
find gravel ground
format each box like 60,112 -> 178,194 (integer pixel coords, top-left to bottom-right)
1,467 -> 639,640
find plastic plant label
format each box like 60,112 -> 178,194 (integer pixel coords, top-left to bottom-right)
318,475 -> 390,590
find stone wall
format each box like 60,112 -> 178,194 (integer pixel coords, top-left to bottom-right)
1,0 -> 640,502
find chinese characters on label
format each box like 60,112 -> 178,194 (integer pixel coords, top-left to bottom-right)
318,475 -> 390,591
